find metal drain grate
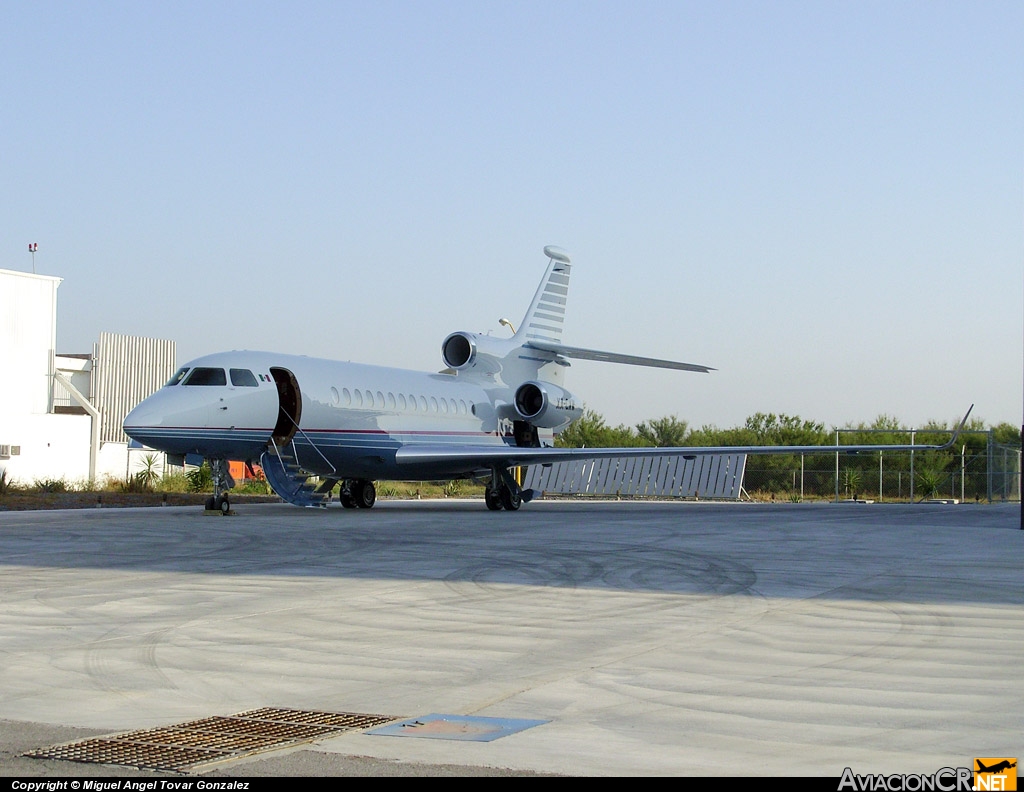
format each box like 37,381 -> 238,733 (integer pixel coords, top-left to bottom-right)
25,707 -> 399,773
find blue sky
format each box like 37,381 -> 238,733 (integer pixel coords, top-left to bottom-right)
3,1 -> 1021,429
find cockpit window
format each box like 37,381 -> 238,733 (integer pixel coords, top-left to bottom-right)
230,368 -> 259,387
166,367 -> 190,386
183,367 -> 227,386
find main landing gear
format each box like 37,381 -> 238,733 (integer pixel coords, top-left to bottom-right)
204,458 -> 235,515
485,466 -> 534,511
338,479 -> 376,509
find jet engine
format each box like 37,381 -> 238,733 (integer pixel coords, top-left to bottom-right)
440,329 -> 567,385
440,331 -> 514,377
441,332 -> 478,370
513,380 -> 582,429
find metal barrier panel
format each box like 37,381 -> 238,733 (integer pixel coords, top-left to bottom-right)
523,453 -> 748,499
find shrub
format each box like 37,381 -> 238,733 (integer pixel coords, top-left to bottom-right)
119,472 -> 153,493
186,463 -> 213,493
33,477 -> 69,493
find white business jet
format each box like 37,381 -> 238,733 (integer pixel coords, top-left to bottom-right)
123,246 -> 970,513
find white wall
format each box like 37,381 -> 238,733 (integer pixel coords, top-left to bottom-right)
96,442 -> 128,483
0,413 -> 91,485
0,269 -> 175,487
94,443 -> 166,483
0,269 -> 61,416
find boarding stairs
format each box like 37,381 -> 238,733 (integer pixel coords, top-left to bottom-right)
261,435 -> 338,508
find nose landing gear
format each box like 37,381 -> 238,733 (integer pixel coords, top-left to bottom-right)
204,458 -> 236,515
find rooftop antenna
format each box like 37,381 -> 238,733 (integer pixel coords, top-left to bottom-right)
28,242 -> 37,273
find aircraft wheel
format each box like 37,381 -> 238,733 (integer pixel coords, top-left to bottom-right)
355,480 -> 376,509
500,485 -> 522,511
205,496 -> 216,511
218,494 -> 231,514
339,481 -> 357,508
485,489 -> 503,511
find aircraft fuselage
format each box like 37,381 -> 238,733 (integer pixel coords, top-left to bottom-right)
123,350 -> 520,482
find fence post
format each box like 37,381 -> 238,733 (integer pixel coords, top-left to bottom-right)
910,431 -> 915,502
987,431 -> 993,503
834,431 -> 840,503
960,445 -> 965,503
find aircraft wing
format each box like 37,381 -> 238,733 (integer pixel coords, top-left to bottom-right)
523,340 -> 715,373
396,406 -> 974,469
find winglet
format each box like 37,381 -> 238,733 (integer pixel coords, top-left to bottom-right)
940,404 -> 974,450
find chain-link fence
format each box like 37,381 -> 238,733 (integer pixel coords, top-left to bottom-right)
743,446 -> 1021,502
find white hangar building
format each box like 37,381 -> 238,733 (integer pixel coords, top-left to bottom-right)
0,267 -> 175,486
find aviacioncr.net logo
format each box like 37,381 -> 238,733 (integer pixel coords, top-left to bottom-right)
974,758 -> 1017,791
838,767 -> 973,791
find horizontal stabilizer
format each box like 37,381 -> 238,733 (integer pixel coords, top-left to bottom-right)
524,340 -> 714,373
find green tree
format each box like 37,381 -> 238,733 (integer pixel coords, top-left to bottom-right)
635,415 -> 689,447
740,414 -> 828,494
744,413 -> 827,445
556,409 -> 649,448
992,422 -> 1022,447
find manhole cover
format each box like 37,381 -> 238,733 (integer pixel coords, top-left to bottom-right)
25,707 -> 398,773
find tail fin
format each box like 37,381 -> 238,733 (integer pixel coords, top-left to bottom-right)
516,245 -> 714,376
516,245 -> 572,345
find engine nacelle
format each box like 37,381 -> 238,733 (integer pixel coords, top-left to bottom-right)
440,328 -> 566,385
513,381 -> 582,429
440,331 -> 517,378
441,332 -> 478,370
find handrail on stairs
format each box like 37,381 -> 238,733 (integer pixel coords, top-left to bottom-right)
267,435 -> 288,482
276,408 -> 338,476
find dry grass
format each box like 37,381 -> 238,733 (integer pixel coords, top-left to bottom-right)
0,492 -> 280,511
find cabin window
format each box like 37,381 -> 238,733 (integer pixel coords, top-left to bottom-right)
458,399 -> 468,414
365,390 -> 375,408
398,393 -> 407,410
429,397 -> 438,413
439,398 -> 448,415
342,388 -> 351,406
230,368 -> 259,387
418,395 -> 428,412
184,367 -> 227,386
166,367 -> 190,386
353,389 -> 363,408
387,392 -> 396,410
330,387 -> 340,405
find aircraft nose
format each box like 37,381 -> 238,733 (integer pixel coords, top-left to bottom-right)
123,394 -> 165,439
